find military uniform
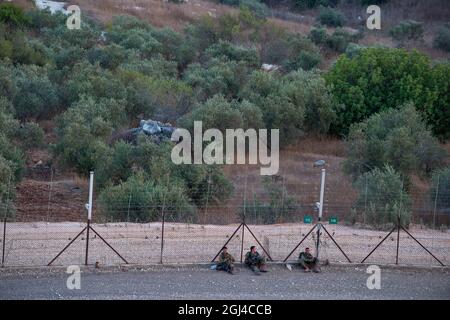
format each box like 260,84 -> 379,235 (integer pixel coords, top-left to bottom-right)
244,251 -> 267,273
298,251 -> 320,272
217,251 -> 235,273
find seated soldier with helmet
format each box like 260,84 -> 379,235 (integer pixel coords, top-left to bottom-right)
244,246 -> 268,275
298,247 -> 321,273
217,246 -> 235,275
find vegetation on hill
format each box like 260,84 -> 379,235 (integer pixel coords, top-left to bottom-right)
0,2 -> 448,227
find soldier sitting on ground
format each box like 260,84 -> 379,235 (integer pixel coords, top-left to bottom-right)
244,246 -> 268,275
216,246 -> 235,275
298,247 -> 320,273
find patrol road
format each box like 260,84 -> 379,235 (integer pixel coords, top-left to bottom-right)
0,265 -> 449,300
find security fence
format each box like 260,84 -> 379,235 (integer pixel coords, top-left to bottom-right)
1,173 -> 449,268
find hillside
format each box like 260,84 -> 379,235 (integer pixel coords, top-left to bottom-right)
0,0 -> 449,229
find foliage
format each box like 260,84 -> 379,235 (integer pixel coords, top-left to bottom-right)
429,166 -> 450,214
317,6 -> 345,27
243,176 -> 297,224
325,48 -> 450,137
389,20 -> 424,43
343,104 -> 447,181
98,171 -> 196,222
433,24 -> 450,52
0,3 -> 29,28
353,165 -> 411,229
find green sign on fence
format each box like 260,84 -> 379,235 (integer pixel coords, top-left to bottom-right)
304,215 -> 312,224
329,216 -> 338,224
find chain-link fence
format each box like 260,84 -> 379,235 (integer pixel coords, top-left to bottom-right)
1,170 -> 449,268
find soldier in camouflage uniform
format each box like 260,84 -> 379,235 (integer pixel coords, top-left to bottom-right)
217,246 -> 235,274
298,247 -> 320,273
244,246 -> 268,275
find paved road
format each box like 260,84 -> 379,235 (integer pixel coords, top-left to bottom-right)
0,265 -> 449,300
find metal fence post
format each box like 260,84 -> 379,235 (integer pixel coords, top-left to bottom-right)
1,216 -> 6,267
160,209 -> 165,264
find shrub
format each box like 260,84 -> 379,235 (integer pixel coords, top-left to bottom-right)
293,0 -> 333,10
98,172 -> 196,222
389,20 -> 424,43
309,27 -> 327,45
345,42 -> 365,58
26,8 -> 65,30
354,165 -> 411,229
426,62 -> 450,140
325,28 -> 354,52
343,104 -> 447,181
284,34 -> 322,71
0,3 -> 29,27
429,166 -> 450,215
240,0 -> 270,19
54,46 -> 86,69
0,134 -> 25,183
258,93 -> 304,145
13,65 -> 59,120
87,44 -> 126,69
325,48 -> 449,136
243,176 -> 297,224
281,70 -> 336,135
180,95 -> 244,133
54,95 -> 126,175
285,50 -> 321,71
317,6 -> 345,27
16,122 -> 44,149
183,58 -> 247,101
433,24 -> 450,52
205,40 -> 260,68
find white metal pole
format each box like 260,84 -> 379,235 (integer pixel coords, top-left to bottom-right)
88,171 -> 94,221
318,168 -> 326,220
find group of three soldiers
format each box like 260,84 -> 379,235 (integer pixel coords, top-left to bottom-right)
217,245 -> 320,275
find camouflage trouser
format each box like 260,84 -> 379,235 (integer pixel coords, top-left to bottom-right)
217,261 -> 234,272
299,257 -> 319,271
246,256 -> 266,271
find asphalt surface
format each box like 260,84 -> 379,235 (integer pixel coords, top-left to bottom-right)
0,264 -> 449,300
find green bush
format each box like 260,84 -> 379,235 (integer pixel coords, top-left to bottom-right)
325,48 -> 450,137
205,40 -> 260,68
240,0 -> 270,19
389,20 -> 424,43
180,95 -> 244,133
344,42 -> 365,58
62,62 -> 127,106
183,58 -> 247,101
326,28 -> 354,52
343,104 -> 447,181
16,122 -> 44,149
354,165 -> 411,229
26,8 -> 65,30
281,70 -> 336,135
293,0 -> 333,10
54,95 -> 126,175
317,6 -> 345,27
429,166 -> 450,215
285,50 -> 321,71
13,65 -> 59,120
0,3 -> 29,27
98,172 -> 196,222
54,46 -> 86,69
433,24 -> 450,52
87,44 -> 126,69
309,27 -> 327,45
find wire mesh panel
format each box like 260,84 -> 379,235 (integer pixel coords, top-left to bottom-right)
1,171 -> 449,267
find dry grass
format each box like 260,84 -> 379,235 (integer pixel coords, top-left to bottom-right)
217,137 -> 355,223
70,0 -> 236,31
